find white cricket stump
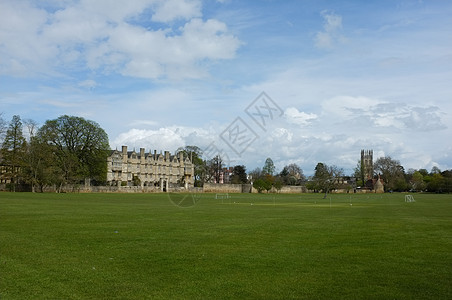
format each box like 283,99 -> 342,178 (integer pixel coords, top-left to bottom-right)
405,195 -> 415,203
216,193 -> 231,204
168,192 -> 200,207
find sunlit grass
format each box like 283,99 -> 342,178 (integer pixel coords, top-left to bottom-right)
1,192 -> 451,299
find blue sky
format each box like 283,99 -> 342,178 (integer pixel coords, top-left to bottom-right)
1,0 -> 451,175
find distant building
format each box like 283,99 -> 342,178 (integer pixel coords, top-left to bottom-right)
360,149 -> 384,193
107,146 -> 194,191
219,167 -> 234,184
361,149 -> 373,180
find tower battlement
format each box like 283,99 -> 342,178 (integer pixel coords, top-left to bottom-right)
361,149 -> 373,180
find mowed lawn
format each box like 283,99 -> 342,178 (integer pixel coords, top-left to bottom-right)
1,192 -> 451,299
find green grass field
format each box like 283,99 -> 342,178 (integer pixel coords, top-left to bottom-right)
1,192 -> 451,299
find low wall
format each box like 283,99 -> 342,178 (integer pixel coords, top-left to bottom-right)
0,183 -> 312,194
204,183 -> 307,194
39,185 -> 188,193
203,183 -> 243,193
279,186 -> 307,193
251,185 -> 307,194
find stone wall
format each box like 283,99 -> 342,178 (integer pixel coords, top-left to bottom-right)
203,183 -> 243,193
251,185 -> 307,194
205,183 -> 307,194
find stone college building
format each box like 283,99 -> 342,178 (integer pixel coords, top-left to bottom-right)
107,146 -> 194,191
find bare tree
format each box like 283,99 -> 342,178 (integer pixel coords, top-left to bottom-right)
248,167 -> 262,183
0,113 -> 7,145
209,155 -> 223,183
23,119 -> 39,141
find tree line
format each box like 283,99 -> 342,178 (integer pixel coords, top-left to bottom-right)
2,114 -> 451,193
0,114 -> 109,192
181,146 -> 452,194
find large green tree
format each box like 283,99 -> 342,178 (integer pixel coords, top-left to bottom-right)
37,115 -> 109,186
354,159 -> 366,187
23,134 -> 62,192
280,163 -> 305,185
410,170 -> 426,191
312,162 -> 344,198
374,156 -> 406,191
176,145 -> 204,187
0,115 -> 27,191
262,157 -> 275,176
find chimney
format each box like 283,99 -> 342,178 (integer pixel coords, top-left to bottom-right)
140,148 -> 145,163
122,145 -> 127,162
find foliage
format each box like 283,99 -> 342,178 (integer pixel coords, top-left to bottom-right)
132,175 -> 141,186
176,145 -> 204,187
410,171 -> 426,191
354,159 -> 366,186
425,171 -> 452,193
231,165 -> 247,184
252,178 -> 265,193
23,135 -> 61,192
37,115 -> 110,185
273,178 -> 283,191
312,162 -> 344,198
251,178 -> 266,193
262,157 -> 275,176
0,115 -> 27,191
374,156 -> 406,191
280,163 -> 305,185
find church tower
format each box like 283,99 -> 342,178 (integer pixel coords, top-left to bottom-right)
361,149 -> 373,180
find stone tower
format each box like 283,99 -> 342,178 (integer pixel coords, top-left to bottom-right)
361,149 -> 373,180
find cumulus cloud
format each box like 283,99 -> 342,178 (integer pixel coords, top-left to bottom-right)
285,107 -> 317,125
112,126 -> 215,154
320,96 -> 446,132
0,0 -> 241,79
152,0 -> 201,22
314,10 -> 345,49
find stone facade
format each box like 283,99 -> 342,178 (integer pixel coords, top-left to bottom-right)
361,149 -> 373,180
107,146 -> 194,191
361,149 -> 385,193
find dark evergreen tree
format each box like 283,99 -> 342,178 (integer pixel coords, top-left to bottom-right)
231,165 -> 247,184
0,115 -> 27,191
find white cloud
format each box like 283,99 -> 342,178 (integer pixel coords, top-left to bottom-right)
152,0 -> 201,22
320,96 -> 446,132
0,0 -> 241,79
116,18 -> 241,79
321,96 -> 379,117
285,107 -> 317,125
314,10 -> 345,49
112,126 -> 215,154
